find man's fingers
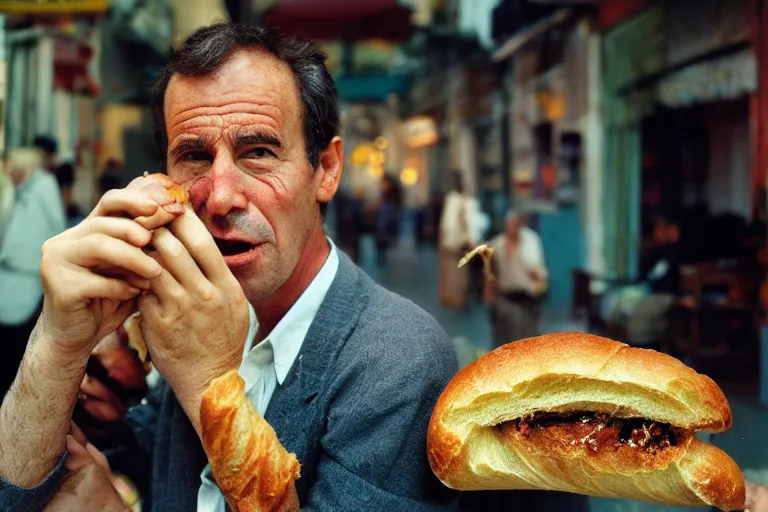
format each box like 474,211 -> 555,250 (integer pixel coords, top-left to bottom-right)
151,227 -> 206,289
79,374 -> 126,422
61,271 -> 144,303
135,208 -> 181,231
85,442 -> 111,473
169,207 -> 228,281
75,217 -> 153,248
80,374 -> 115,401
90,188 -> 161,220
64,435 -> 92,472
143,247 -> 186,311
69,422 -> 87,447
95,268 -> 151,291
72,234 -> 162,280
79,395 -> 125,423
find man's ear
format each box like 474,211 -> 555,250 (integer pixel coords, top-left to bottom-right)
315,136 -> 343,204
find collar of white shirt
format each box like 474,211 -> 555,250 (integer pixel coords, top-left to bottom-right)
240,237 -> 340,388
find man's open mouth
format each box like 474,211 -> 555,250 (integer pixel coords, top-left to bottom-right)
214,238 -> 255,256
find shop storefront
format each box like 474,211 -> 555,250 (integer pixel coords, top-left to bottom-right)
493,8 -> 591,314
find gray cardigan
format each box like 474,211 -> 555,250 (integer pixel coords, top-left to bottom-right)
0,252 -> 461,511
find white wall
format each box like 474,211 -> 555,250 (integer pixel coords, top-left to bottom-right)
707,115 -> 751,219
583,30 -> 605,278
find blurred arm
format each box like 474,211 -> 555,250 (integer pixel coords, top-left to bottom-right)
0,174 -> 65,275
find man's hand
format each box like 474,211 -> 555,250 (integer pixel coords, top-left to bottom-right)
746,480 -> 768,512
138,207 -> 250,436
38,180 -> 185,361
42,424 -> 131,512
0,178 -> 183,488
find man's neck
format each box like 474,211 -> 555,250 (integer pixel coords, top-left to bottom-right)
251,221 -> 331,342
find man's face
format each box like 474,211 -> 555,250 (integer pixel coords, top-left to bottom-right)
163,48 -> 326,302
9,165 -> 26,187
506,215 -> 523,238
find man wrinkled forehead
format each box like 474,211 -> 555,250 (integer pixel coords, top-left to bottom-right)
151,23 -> 340,169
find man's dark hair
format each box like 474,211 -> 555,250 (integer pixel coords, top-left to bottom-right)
33,135 -> 57,156
99,172 -> 122,195
55,162 -> 75,189
152,23 -> 339,171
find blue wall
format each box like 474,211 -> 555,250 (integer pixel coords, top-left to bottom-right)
536,206 -> 584,316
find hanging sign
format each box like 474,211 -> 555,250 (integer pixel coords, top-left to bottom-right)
657,48 -> 757,107
0,0 -> 108,13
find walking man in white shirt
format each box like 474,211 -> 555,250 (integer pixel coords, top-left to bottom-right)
485,210 -> 548,347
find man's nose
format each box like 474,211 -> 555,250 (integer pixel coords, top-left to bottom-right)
205,156 -> 249,217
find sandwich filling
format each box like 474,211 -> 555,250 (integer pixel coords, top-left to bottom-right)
501,412 -> 683,454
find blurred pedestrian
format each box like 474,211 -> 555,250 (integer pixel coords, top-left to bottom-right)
485,209 -> 548,347
409,183 -> 429,247
0,147 -> 66,397
375,174 -> 403,265
33,135 -> 58,174
96,169 -> 123,205
333,187 -> 364,263
55,162 -> 86,228
439,170 -> 482,309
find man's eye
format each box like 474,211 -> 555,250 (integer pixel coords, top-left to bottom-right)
245,148 -> 275,159
180,151 -> 211,162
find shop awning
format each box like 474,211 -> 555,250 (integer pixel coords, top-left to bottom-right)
492,8 -> 573,62
263,0 -> 413,42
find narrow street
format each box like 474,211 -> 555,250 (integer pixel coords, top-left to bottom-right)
349,225 -> 768,512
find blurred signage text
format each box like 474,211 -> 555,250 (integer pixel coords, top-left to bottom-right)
0,0 -> 108,13
403,116 -> 438,148
657,48 -> 757,107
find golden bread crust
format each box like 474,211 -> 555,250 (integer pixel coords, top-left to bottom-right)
427,333 -> 742,510
201,370 -> 301,512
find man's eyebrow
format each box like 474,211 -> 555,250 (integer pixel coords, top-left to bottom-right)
169,136 -> 212,159
234,132 -> 282,149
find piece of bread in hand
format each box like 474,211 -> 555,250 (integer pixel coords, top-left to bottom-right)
427,332 -> 745,511
136,172 -> 190,213
122,173 -> 189,367
200,370 -> 301,512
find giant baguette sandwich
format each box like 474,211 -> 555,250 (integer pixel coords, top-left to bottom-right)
122,173 -> 301,510
427,332 -> 745,511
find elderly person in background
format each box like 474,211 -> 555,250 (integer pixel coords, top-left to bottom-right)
0,147 -> 66,397
485,210 -> 547,347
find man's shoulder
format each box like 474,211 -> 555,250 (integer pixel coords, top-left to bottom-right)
489,233 -> 505,250
345,279 -> 457,373
521,225 -> 541,240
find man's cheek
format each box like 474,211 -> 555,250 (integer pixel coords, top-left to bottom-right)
189,178 -> 212,208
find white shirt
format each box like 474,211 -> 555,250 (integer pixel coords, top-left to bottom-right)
439,191 -> 483,252
490,227 -> 547,295
197,239 -> 340,512
0,170 -> 66,325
